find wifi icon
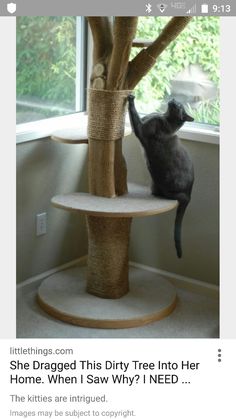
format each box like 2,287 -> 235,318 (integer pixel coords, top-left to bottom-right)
157,4 -> 168,13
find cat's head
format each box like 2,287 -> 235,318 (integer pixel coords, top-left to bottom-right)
167,99 -> 194,123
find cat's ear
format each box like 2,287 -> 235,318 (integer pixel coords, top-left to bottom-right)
184,113 -> 194,122
183,111 -> 194,122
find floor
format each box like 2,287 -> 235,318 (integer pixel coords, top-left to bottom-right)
17,271 -> 219,339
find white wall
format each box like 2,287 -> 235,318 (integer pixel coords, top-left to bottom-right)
123,134 -> 219,285
17,134 -> 219,286
17,137 -> 88,282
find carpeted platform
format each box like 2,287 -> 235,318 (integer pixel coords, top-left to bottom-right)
17,266 -> 219,339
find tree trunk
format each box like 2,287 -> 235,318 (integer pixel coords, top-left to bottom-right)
86,216 -> 131,298
86,88 -> 131,298
88,88 -> 129,197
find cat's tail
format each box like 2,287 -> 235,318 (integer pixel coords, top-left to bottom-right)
174,195 -> 189,258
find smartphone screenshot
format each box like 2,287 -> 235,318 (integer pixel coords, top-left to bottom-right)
0,0 -> 235,417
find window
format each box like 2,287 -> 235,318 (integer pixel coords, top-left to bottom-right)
132,17 -> 219,127
16,16 -> 86,125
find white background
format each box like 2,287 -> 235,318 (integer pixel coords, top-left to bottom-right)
2,339 -> 236,418
0,15 -> 236,418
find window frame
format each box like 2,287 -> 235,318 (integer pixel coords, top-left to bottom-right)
131,18 -> 220,144
16,16 -> 87,143
16,18 -> 219,146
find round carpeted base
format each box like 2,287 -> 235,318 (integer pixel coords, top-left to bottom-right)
37,266 -> 177,329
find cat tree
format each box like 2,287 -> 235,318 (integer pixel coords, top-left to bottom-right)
38,17 -> 192,328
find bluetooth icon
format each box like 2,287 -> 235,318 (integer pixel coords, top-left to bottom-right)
145,3 -> 152,13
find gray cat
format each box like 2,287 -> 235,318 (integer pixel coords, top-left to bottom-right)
128,95 -> 194,258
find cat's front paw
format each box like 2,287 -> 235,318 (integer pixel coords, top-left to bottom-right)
128,94 -> 135,103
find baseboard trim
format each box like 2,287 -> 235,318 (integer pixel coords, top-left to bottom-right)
17,255 -> 88,289
17,255 -> 219,298
129,261 -> 219,298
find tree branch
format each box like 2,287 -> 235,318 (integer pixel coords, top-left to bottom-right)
87,17 -> 113,64
106,17 -> 138,90
126,17 -> 192,89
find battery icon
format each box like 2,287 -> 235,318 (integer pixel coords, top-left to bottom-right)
201,4 -> 209,13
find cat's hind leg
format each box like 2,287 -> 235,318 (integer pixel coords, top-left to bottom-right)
151,183 -> 163,197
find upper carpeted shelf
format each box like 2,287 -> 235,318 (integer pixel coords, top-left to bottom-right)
51,114 -> 132,145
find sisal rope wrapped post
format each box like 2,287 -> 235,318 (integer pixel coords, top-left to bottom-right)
86,216 -> 131,299
88,88 -> 131,197
87,88 -> 132,299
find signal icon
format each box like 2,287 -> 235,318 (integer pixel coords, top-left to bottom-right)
186,3 -> 196,14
